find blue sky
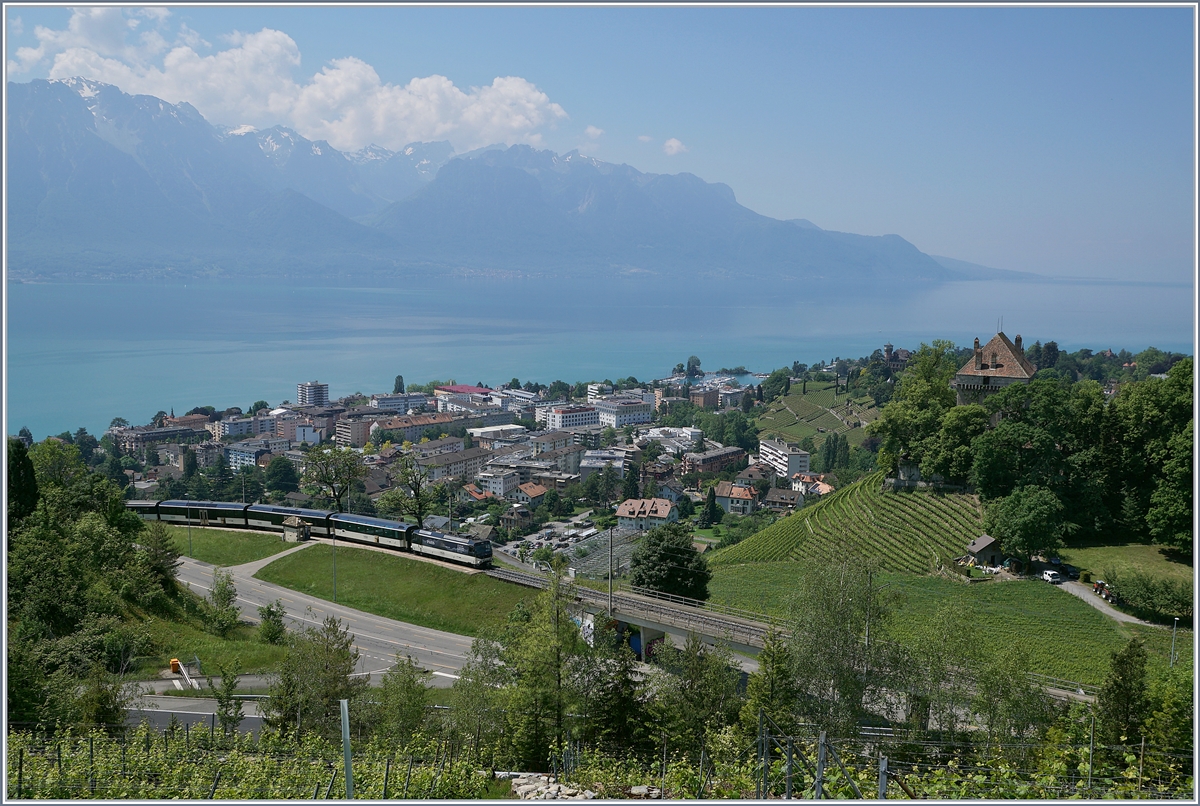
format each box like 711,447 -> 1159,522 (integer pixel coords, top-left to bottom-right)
5,5 -> 1195,282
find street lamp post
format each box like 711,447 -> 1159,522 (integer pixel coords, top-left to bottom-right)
608,525 -> 614,617
186,494 -> 192,556
332,530 -> 337,603
1170,617 -> 1179,667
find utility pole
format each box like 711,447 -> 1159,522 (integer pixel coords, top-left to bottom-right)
1170,617 -> 1178,667
604,522 -> 614,618
186,495 -> 192,556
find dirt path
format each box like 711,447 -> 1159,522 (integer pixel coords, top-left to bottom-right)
1061,580 -> 1159,626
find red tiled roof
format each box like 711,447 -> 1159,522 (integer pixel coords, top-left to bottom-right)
435,385 -> 493,395
956,332 -> 1037,379
616,498 -> 676,519
519,483 -> 549,498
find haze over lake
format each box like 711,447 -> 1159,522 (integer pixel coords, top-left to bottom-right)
7,276 -> 1191,440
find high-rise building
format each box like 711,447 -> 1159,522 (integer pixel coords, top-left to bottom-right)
297,381 -> 329,407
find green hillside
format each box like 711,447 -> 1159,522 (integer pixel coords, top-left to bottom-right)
709,471 -> 983,573
754,381 -> 880,448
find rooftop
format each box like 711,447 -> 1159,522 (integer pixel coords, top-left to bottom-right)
956,332 -> 1037,380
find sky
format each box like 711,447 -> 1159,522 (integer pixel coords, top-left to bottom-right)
4,4 -> 1196,282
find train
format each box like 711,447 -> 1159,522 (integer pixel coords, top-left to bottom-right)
127,499 -> 493,568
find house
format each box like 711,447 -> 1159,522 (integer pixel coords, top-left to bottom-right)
530,430 -> 573,454
736,463 -> 776,487
714,480 -> 757,515
791,472 -> 835,497
515,482 -> 549,509
762,487 -> 804,513
966,534 -> 1003,567
459,483 -> 495,503
616,498 -> 679,530
658,480 -> 685,503
464,522 -> 498,543
951,332 -> 1037,407
501,504 -> 533,530
689,388 -> 720,409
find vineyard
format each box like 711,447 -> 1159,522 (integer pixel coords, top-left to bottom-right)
753,383 -> 877,448
708,472 -> 982,574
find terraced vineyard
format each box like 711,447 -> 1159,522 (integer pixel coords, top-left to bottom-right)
708,472 -> 983,574
755,382 -> 876,448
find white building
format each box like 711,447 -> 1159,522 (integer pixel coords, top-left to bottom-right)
543,405 -> 600,430
759,437 -> 811,478
297,381 -> 329,407
587,383 -> 613,403
477,468 -> 520,499
580,450 -> 626,481
213,415 -> 277,439
594,396 -> 653,428
369,393 -> 428,412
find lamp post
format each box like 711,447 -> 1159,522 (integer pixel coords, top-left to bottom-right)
332,529 -> 337,604
1170,617 -> 1179,667
608,525 -> 614,617
186,494 -> 192,557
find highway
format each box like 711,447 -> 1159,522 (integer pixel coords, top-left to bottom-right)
175,544 -> 474,685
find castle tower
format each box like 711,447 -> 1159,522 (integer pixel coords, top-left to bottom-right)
952,332 -> 1037,407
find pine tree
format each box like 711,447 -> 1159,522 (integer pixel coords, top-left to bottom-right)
1098,638 -> 1149,745
7,437 -> 39,527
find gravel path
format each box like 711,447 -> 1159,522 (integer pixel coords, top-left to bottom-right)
1061,580 -> 1158,626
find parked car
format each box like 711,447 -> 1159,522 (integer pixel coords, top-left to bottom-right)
1042,569 -> 1063,584
1062,564 -> 1080,580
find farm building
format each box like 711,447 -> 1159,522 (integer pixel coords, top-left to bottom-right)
966,534 -> 1002,567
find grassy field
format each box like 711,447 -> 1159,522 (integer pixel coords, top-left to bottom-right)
131,614 -> 288,680
708,561 -> 1189,685
254,544 -> 532,636
708,472 -> 983,574
165,525 -> 292,567
1059,543 -> 1192,582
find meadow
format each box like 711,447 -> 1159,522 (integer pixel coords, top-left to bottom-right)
707,560 -> 1188,685
253,544 -> 531,636
164,525 -> 292,567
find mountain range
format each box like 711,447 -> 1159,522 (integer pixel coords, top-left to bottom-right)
6,78 -> 1033,285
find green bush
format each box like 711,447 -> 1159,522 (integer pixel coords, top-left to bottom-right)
1081,571 -> 1092,584
1103,567 -> 1193,622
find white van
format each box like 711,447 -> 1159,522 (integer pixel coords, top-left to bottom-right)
1042,569 -> 1063,584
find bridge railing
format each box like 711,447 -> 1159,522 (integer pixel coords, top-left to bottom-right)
625,585 -> 787,628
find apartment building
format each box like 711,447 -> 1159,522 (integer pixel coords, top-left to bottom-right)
594,397 -> 653,428
297,381 -> 330,407
758,437 -> 811,478
477,469 -> 520,499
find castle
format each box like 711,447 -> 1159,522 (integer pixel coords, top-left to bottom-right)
951,332 -> 1037,406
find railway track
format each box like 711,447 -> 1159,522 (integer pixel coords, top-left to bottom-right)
486,568 -> 773,647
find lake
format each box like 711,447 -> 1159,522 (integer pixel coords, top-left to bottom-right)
5,276 -> 1192,439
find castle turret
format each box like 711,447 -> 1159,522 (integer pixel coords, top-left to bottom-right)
974,338 -> 982,370
1014,334 -> 1023,354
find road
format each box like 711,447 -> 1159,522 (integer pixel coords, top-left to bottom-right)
176,544 -> 474,684
1061,579 -> 1157,626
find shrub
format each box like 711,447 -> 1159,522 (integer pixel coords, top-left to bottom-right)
1103,567 -> 1193,622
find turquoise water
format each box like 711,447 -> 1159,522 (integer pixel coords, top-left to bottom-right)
6,276 -> 1192,440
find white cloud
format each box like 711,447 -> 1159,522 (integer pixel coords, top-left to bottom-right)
584,124 -> 604,139
12,11 -> 570,152
663,137 -> 687,156
9,16 -> 23,36
638,134 -> 653,142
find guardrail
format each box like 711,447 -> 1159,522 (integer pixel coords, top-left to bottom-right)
627,585 -> 787,627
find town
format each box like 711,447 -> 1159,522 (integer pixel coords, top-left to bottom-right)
7,335 -> 1193,800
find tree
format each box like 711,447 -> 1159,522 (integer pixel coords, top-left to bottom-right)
377,452 -> 440,527
393,375 -> 405,394
921,404 -> 990,484
985,485 -> 1065,563
761,368 -> 791,402
1041,340 -> 1060,369
628,522 -> 711,600
182,448 -> 198,479
741,390 -> 754,412
76,662 -> 130,733
570,622 -> 650,756
698,486 -> 721,528
650,633 -> 742,754
370,655 -> 429,745
686,355 -> 703,377
109,417 -> 129,430
1097,639 -> 1149,746
1146,420 -> 1192,550
787,556 -> 901,735
8,437 -> 39,528
264,455 -> 300,496
302,445 -> 367,512
207,658 -> 244,736
140,521 -> 181,587
622,463 -> 641,501
677,494 -> 695,519
737,631 -> 799,738
264,615 -> 369,740
257,600 -> 287,645
205,568 -> 240,637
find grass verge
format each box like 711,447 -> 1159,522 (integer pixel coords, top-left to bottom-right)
253,544 -> 532,636
165,525 -> 292,567
1059,543 -> 1192,583
709,561 -> 1190,685
131,611 -> 287,680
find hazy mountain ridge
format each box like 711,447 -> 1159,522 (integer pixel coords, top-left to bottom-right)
7,77 -> 1005,285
